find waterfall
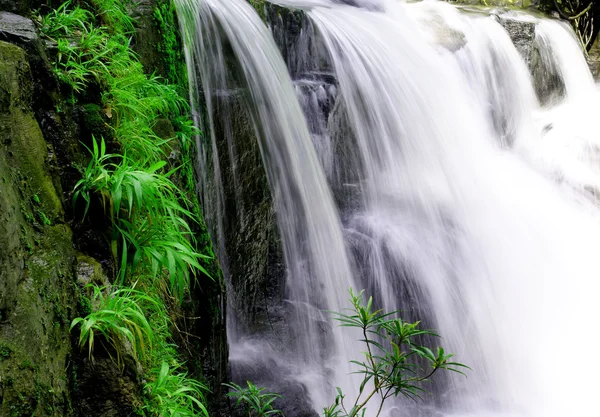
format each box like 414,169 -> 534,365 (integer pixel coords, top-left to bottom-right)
177,0 -> 600,416
175,0 -> 362,409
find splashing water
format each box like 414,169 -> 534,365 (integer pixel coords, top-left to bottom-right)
178,0 -> 600,416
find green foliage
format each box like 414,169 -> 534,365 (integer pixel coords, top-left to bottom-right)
323,289 -> 468,417
89,0 -> 136,35
71,285 -> 157,368
539,0 -> 595,50
40,1 -> 111,95
249,0 -> 267,21
0,344 -> 12,361
39,1 -> 93,38
73,137 -> 211,298
41,1 -> 216,416
154,0 -> 187,86
144,362 -> 209,417
224,381 -> 283,417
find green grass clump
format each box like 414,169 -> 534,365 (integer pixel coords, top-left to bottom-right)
224,381 -> 283,417
71,285 -> 157,368
144,362 -> 209,417
39,1 -> 214,416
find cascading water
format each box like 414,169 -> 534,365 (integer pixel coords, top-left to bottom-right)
175,0 -> 363,410
177,0 -> 600,416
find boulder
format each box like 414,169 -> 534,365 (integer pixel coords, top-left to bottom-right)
496,13 -> 536,66
0,12 -> 37,45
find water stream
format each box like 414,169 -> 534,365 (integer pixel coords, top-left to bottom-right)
177,0 -> 600,416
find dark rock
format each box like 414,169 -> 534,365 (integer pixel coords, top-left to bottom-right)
588,34 -> 600,80
0,40 -> 76,417
496,14 -> 536,66
266,2 -> 332,77
72,345 -> 143,417
0,0 -> 45,15
0,12 -> 37,45
129,0 -> 164,75
530,36 -> 567,105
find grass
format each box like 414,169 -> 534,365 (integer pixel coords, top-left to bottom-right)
39,1 -> 214,416
71,285 -> 157,368
224,381 -> 283,417
144,362 -> 209,417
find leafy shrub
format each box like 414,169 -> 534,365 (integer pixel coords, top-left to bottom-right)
323,289 -> 468,417
42,1 -> 215,416
71,285 -> 158,367
144,362 -> 209,417
224,381 -> 283,417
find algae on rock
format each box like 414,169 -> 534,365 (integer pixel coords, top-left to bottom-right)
0,40 -> 76,417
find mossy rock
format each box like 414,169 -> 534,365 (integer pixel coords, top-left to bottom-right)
0,40 -> 76,417
78,103 -> 112,147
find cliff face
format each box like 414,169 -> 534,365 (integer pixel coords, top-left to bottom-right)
0,35 -> 77,417
0,1 -> 228,416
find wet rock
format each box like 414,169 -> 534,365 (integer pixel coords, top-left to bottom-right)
0,12 -> 37,45
588,35 -> 600,80
266,2 -> 332,77
0,0 -> 45,15
496,14 -> 536,66
0,40 -> 76,417
73,345 -> 143,417
76,254 -> 110,288
129,0 -> 164,75
530,36 -> 567,105
231,353 -> 319,417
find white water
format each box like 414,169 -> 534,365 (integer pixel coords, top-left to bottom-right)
178,0 -> 600,416
176,0 -> 364,408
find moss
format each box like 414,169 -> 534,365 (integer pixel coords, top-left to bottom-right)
0,343 -> 12,361
154,0 -> 187,87
0,40 -> 76,416
0,42 -> 63,221
249,0 -> 267,21
79,103 -> 112,146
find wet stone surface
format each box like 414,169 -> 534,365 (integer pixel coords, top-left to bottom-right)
0,12 -> 37,45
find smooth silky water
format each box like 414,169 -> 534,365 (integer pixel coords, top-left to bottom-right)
177,0 -> 600,416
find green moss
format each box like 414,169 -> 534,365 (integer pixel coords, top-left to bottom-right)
249,0 -> 266,21
0,40 -> 76,416
80,103 -> 112,144
0,344 -> 12,361
154,0 -> 187,88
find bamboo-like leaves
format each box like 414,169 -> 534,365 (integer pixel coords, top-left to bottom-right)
223,381 -> 283,417
323,289 -> 469,417
144,362 -> 209,417
70,285 -> 158,368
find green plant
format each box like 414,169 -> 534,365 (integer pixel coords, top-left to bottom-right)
39,0 -> 93,38
40,2 -> 114,95
323,289 -> 468,417
144,361 -> 209,417
249,0 -> 267,21
539,0 -> 596,50
71,285 -> 158,367
74,137 -> 211,297
154,0 -> 187,86
42,1 -> 215,415
224,381 -> 283,417
90,0 -> 136,34
0,344 -> 12,361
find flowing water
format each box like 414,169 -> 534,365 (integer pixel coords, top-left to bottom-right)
177,0 -> 600,416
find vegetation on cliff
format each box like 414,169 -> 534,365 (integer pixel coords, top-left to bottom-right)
38,0 -> 214,415
539,0 -> 597,50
